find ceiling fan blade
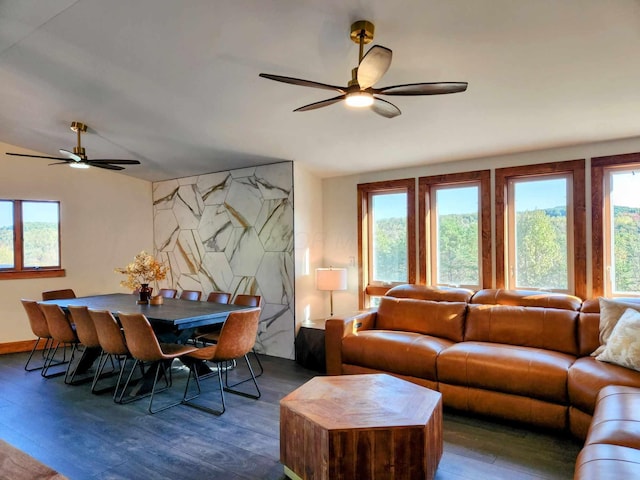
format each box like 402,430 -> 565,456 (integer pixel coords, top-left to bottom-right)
48,161 -> 72,166
374,82 -> 468,96
371,97 -> 401,118
88,159 -> 141,165
259,73 -> 346,93
87,162 -> 125,171
357,45 -> 392,89
59,149 -> 83,162
293,95 -> 346,112
6,152 -> 69,161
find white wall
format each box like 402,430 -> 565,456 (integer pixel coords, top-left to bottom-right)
323,136 -> 640,313
0,143 -> 153,344
293,162 -> 325,326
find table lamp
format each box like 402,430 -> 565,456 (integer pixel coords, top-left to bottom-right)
316,267 -> 348,316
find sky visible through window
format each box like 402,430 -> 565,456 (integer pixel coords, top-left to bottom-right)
611,171 -> 640,207
0,201 -> 58,227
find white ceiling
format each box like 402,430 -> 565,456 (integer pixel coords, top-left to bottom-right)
1,0 -> 640,182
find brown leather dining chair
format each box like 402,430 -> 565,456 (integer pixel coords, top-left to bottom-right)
118,312 -> 197,413
41,289 -> 76,301
67,306 -> 107,387
232,294 -> 264,378
179,290 -> 202,302
192,292 -> 232,345
182,307 -> 261,415
206,292 -> 231,304
38,303 -> 81,382
20,299 -> 65,372
89,309 -> 141,402
158,288 -> 177,299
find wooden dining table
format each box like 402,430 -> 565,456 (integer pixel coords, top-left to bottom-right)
41,293 -> 249,330
40,293 -> 251,387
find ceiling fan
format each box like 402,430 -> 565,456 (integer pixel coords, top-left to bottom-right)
6,121 -> 141,171
259,20 -> 468,119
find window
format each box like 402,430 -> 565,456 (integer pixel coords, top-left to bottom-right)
495,160 -> 586,297
508,176 -> 571,291
592,153 -> 640,297
0,200 -> 65,279
358,179 -> 416,308
419,171 -> 491,289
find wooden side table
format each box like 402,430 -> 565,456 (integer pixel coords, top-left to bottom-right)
280,374 -> 443,479
295,318 -> 326,373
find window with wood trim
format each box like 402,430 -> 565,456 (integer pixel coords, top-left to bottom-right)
592,153 -> 640,297
0,200 -> 65,279
418,171 -> 491,289
357,179 -> 416,308
495,160 -> 586,298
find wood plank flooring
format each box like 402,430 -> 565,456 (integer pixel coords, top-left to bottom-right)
0,351 -> 582,479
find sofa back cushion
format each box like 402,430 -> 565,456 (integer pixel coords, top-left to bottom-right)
386,284 -> 474,303
376,296 -> 467,342
467,289 -> 582,355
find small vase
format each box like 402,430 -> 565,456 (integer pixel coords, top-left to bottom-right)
138,284 -> 152,304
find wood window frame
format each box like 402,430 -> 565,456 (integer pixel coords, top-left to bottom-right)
495,160 -> 586,298
357,178 -> 416,309
0,199 -> 65,280
591,152 -> 640,297
418,170 -> 491,288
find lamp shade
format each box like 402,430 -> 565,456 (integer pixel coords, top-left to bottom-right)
316,268 -> 347,291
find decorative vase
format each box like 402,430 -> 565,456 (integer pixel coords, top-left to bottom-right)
138,284 -> 152,304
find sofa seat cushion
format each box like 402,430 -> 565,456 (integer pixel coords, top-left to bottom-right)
437,341 -> 574,403
586,385 -> 640,449
574,444 -> 640,480
342,330 -> 454,380
568,357 -> 640,414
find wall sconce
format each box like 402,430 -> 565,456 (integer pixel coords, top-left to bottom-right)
316,267 -> 348,316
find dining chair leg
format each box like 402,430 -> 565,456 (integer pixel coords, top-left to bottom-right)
251,349 -> 264,378
147,360 -> 184,414
41,342 -> 68,378
223,355 -> 261,400
182,362 -> 227,415
91,351 -> 119,395
24,337 -> 56,372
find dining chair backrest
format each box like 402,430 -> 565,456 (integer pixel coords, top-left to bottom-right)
159,288 -> 177,299
38,303 -> 77,344
67,305 -> 100,348
206,292 -> 231,304
179,290 -> 202,302
214,308 -> 261,361
233,294 -> 261,308
118,312 -> 165,362
42,289 -> 76,301
89,309 -> 129,356
21,299 -> 51,339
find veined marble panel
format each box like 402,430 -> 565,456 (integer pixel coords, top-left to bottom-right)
256,199 -> 294,252
225,177 -> 263,228
198,205 -> 232,252
153,161 -> 294,359
255,163 -> 292,200
197,172 -> 232,205
153,180 -> 179,210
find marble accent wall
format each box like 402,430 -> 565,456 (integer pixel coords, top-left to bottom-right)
152,162 -> 294,359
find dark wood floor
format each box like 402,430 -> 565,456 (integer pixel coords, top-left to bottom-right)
0,351 -> 581,479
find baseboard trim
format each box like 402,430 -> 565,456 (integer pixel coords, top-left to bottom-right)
0,340 -> 39,355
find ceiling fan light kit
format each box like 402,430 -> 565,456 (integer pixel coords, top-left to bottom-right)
5,121 -> 141,171
259,20 -> 468,118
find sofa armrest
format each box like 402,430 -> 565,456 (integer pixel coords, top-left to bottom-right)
325,310 -> 377,375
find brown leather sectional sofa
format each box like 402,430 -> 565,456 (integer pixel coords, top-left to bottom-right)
324,285 -> 640,479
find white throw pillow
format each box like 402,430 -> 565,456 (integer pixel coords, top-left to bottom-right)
596,308 -> 640,372
592,298 -> 640,356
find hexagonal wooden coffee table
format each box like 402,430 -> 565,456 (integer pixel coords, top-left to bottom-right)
280,374 -> 443,479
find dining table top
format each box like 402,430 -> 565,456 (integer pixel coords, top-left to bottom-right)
41,293 -> 250,330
